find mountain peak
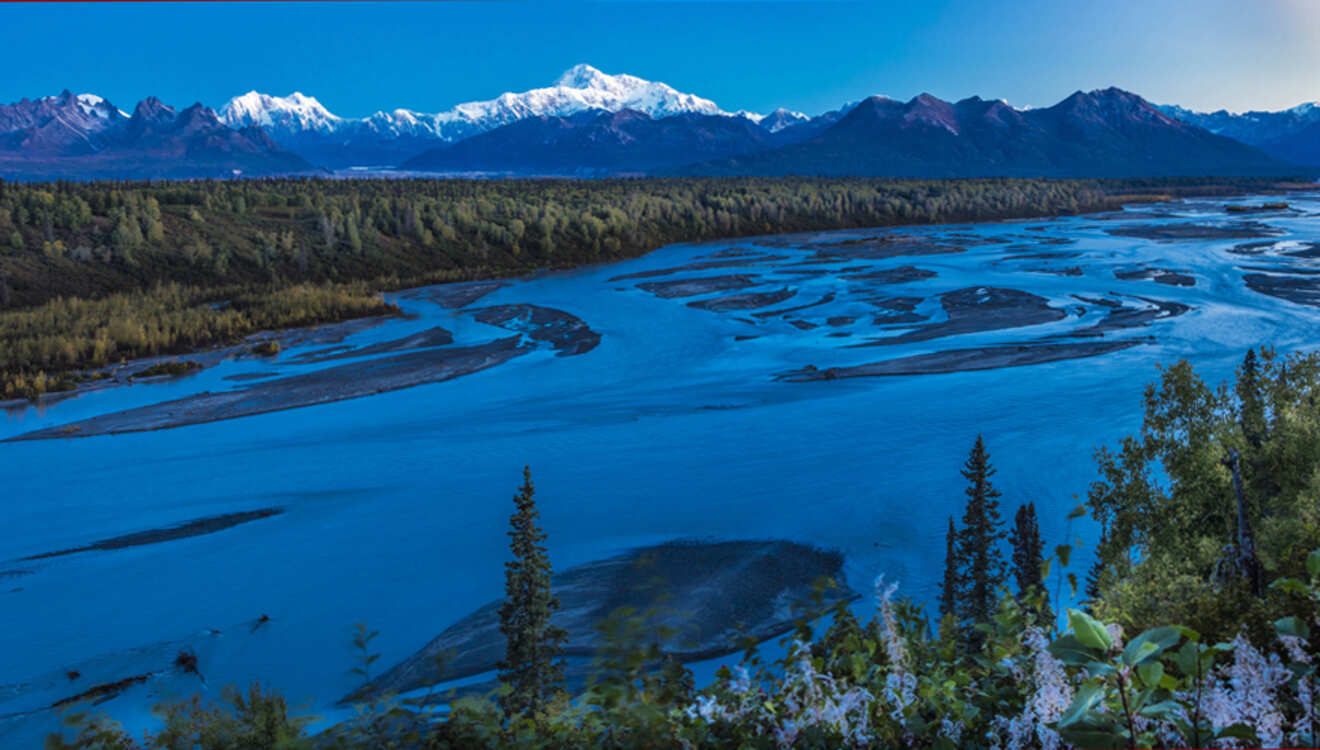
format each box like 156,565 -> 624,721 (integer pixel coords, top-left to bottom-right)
219,91 -> 341,134
132,97 -> 176,122
555,63 -> 612,89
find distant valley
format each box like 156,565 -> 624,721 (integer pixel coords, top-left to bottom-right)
0,64 -> 1314,180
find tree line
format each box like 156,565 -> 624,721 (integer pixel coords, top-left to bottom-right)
0,175 -> 1288,398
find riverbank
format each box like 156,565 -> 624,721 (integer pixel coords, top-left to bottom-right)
0,176 -> 1303,400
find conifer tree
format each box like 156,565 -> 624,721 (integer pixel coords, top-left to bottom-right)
497,466 -> 566,718
1084,525 -> 1110,607
1010,502 -> 1052,623
1237,348 -> 1266,450
938,516 -> 959,618
955,435 -> 1007,631
1009,503 -> 1045,597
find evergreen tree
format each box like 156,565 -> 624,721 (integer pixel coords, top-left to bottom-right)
497,466 -> 566,718
1009,503 -> 1045,597
1084,524 -> 1110,607
1237,348 -> 1277,514
954,435 -> 1007,631
1237,348 -> 1266,450
938,516 -> 959,618
1010,502 -> 1052,623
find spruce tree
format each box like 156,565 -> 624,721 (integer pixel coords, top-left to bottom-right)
955,435 -> 1007,630
938,516 -> 959,618
1084,525 -> 1110,607
1010,502 -> 1052,623
1009,503 -> 1045,597
1237,348 -> 1266,450
497,466 -> 566,718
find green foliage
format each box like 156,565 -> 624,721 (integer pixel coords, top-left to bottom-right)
1087,347 -> 1320,641
0,281 -> 396,399
938,516 -> 958,618
44,713 -> 138,750
0,176 -> 1274,399
1010,503 -> 1045,596
48,684 -> 315,750
1048,616 -> 1260,749
133,360 -> 201,378
497,466 -> 568,719
955,435 -> 1008,634
348,623 -> 381,686
150,683 -> 315,750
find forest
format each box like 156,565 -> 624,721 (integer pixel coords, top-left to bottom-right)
44,349 -> 1320,749
0,175 -> 1292,399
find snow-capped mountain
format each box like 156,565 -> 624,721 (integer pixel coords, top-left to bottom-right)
0,91 -> 130,157
212,65 -> 773,166
373,63 -> 739,142
424,63 -> 726,135
1160,101 -> 1320,165
219,91 -> 343,136
74,94 -> 129,122
750,108 -> 811,133
0,92 -> 314,180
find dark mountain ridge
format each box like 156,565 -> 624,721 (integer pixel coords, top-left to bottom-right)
0,86 -> 1301,180
0,93 -> 315,181
669,88 -> 1289,178
402,108 -> 782,174
1160,102 -> 1320,166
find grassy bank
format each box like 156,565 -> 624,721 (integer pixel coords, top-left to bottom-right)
0,176 -> 1300,397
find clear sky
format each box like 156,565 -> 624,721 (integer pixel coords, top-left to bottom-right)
3,0 -> 1319,118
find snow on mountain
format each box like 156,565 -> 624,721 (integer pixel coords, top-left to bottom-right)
219,91 -> 343,136
219,65 -> 768,147
1159,100 -> 1320,137
75,94 -> 128,120
415,63 -> 735,140
1158,99 -> 1320,165
755,107 -> 811,132
362,107 -> 438,138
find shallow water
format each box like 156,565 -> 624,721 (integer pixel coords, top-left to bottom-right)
4,194 -> 1320,740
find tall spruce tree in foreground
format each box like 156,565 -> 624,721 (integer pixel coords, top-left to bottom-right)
497,466 -> 566,718
955,435 -> 1007,632
938,516 -> 960,618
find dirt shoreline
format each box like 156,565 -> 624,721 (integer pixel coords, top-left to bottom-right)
780,340 -> 1144,380
7,337 -> 532,441
22,509 -> 284,560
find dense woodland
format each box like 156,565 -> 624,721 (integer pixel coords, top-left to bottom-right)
0,175 -> 1292,399
46,350 -> 1320,749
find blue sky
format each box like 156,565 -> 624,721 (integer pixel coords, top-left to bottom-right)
3,0 -> 1318,117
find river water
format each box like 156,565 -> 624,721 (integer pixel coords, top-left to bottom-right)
4,194 -> 1320,740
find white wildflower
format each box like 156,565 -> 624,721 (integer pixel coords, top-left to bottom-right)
1280,634 -> 1316,746
1203,634 -> 1289,748
773,642 -> 874,749
986,626 -> 1074,750
939,717 -> 964,745
875,575 -> 916,718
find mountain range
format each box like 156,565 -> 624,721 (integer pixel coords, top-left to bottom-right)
1158,102 -> 1320,167
0,65 -> 1310,181
0,91 -> 311,180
